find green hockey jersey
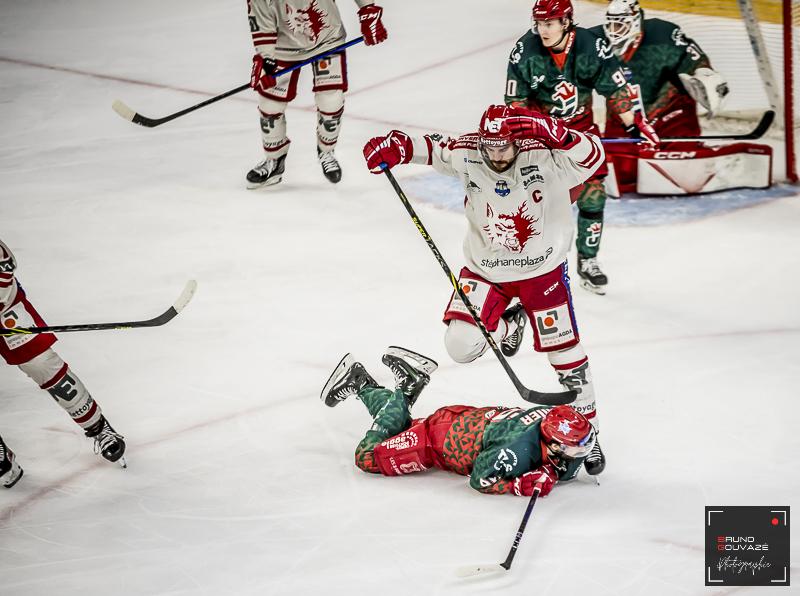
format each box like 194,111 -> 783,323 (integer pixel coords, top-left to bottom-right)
505,27 -> 634,129
588,18 -> 711,119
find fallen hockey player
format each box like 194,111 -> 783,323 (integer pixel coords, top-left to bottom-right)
320,346 -> 600,496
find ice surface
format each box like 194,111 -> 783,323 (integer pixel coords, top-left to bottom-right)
0,1 -> 797,595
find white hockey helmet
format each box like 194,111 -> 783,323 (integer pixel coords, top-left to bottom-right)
604,0 -> 643,57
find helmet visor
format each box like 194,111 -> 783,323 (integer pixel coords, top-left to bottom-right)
547,429 -> 596,460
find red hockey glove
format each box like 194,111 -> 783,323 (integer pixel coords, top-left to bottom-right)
512,464 -> 558,497
363,131 -> 414,173
358,4 -> 387,46
625,112 -> 660,146
250,54 -> 278,97
504,110 -> 574,149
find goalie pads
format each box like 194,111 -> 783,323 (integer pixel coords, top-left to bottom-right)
634,142 -> 772,195
678,67 -> 730,117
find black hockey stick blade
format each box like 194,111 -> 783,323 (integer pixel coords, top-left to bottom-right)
519,386 -> 575,406
0,280 -> 197,335
602,110 -> 775,144
112,37 -> 365,128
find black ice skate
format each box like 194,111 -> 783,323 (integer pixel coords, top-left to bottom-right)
246,154 -> 287,189
0,438 -> 23,489
381,346 -> 438,407
577,255 -> 608,295
583,437 -> 605,476
318,148 -> 342,184
500,303 -> 528,357
320,354 -> 379,407
85,416 -> 127,468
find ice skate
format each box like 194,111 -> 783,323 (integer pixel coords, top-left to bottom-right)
500,303 -> 528,357
577,255 -> 608,295
0,440 -> 23,488
246,154 -> 287,189
85,416 -> 127,468
381,346 -> 438,407
583,437 -> 605,476
321,354 -> 379,407
318,148 -> 342,183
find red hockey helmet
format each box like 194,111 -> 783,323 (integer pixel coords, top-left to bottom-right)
532,0 -> 574,22
540,406 -> 595,461
478,104 -> 514,147
478,105 -> 519,172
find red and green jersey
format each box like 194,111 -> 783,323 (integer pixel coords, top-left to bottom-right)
438,406 -> 583,495
588,18 -> 711,122
504,27 -> 634,130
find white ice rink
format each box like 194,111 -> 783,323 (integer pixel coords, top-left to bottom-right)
1,1 -> 798,594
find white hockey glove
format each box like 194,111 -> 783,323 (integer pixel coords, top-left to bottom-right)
678,67 -> 729,117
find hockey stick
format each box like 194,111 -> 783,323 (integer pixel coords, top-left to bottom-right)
0,280 -> 197,336
381,168 -> 575,406
112,37 -> 365,128
455,487 -> 541,578
601,110 -> 774,144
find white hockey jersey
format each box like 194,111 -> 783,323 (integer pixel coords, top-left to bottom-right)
0,239 -> 18,310
409,131 -> 605,283
248,0 -> 371,61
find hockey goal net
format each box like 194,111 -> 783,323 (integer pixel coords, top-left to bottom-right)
580,0 -> 800,182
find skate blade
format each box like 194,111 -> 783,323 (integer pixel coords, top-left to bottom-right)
579,279 -> 606,295
246,175 -> 283,190
385,346 -> 438,374
2,465 -> 24,489
117,456 -> 128,469
320,353 -> 355,405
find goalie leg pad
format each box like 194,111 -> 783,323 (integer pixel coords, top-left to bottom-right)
637,142 -> 772,195
18,349 -> 103,430
374,420 -> 434,476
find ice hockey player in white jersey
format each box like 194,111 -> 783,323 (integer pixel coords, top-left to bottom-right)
246,0 -> 387,188
362,105 -> 607,475
0,239 -> 126,487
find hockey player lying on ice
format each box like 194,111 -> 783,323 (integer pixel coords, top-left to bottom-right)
321,347 -> 599,497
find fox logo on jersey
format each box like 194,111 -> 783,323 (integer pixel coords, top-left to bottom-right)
482,203 -> 540,253
285,1 -> 328,42
551,81 -> 579,117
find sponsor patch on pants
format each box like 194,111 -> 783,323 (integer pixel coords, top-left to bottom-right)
533,302 -> 574,348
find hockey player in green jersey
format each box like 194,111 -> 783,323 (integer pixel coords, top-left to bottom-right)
505,0 -> 660,294
320,346 -> 601,497
593,0 -> 746,196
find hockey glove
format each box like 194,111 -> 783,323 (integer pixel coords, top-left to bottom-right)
250,54 -> 278,97
678,67 -> 729,117
504,109 -> 574,149
363,131 -> 414,173
358,4 -> 388,46
625,111 -> 660,146
512,464 -> 557,497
